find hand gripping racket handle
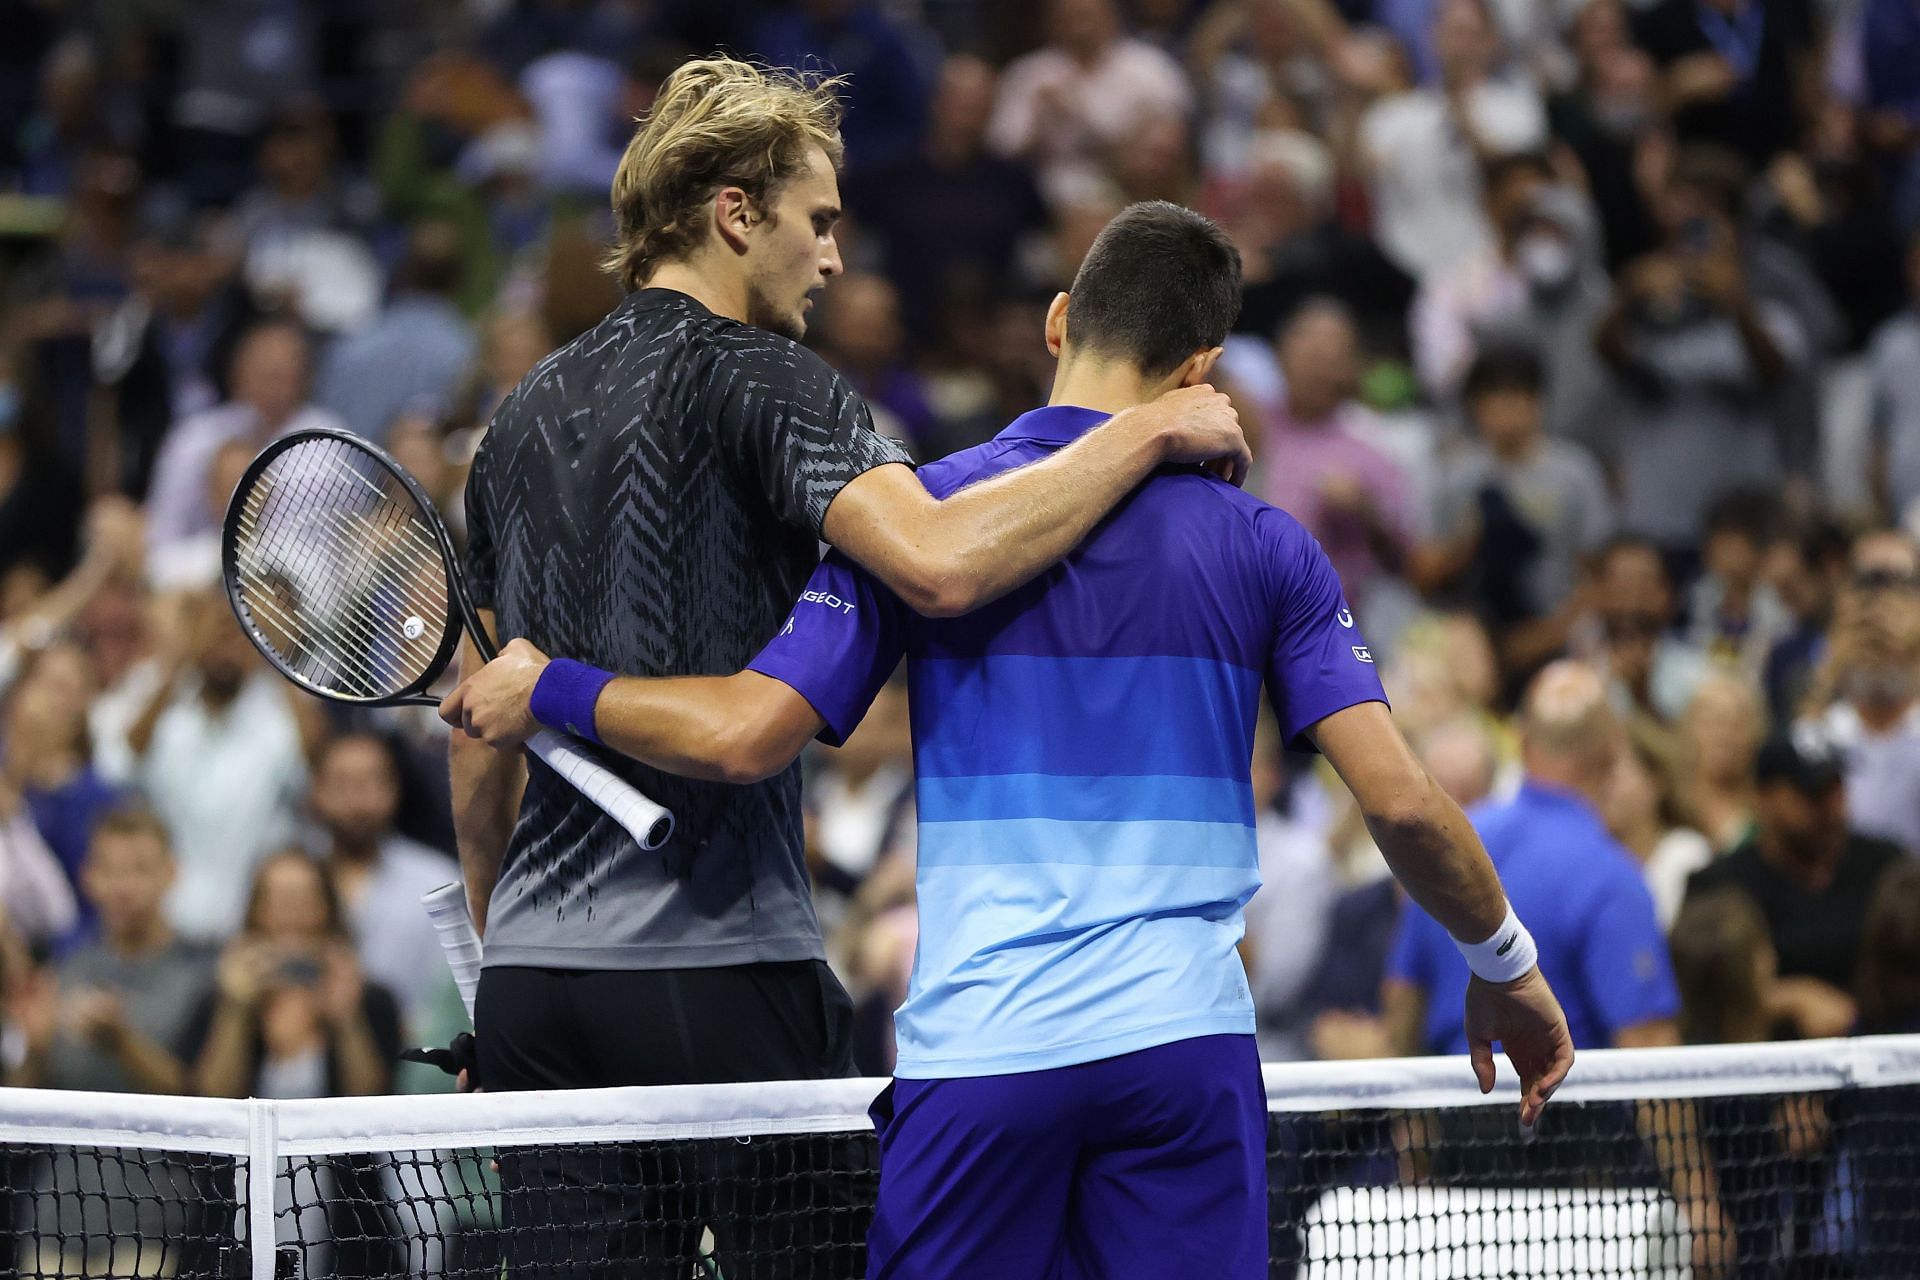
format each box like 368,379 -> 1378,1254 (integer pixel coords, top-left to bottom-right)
422,882 -> 484,1022
525,730 -> 675,851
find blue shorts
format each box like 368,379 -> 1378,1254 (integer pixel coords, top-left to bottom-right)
865,1034 -> 1266,1280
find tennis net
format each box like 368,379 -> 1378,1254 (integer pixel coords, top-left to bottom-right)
3,1035 -> 1918,1278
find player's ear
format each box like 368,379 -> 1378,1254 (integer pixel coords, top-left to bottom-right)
713,186 -> 756,255
1044,292 -> 1069,359
1176,346 -> 1225,388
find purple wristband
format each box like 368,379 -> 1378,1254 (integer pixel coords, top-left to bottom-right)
528,659 -> 616,744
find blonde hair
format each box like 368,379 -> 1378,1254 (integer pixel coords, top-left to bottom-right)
604,57 -> 846,290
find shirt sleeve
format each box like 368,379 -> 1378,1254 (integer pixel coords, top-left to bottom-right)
1262,513 -> 1390,750
1581,870 -> 1682,1042
746,549 -> 909,747
462,424 -> 499,612
717,340 -> 915,538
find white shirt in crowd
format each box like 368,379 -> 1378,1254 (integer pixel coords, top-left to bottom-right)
143,673 -> 308,941
1360,80 -> 1548,282
0,808 -> 78,945
1817,700 -> 1920,855
332,834 -> 460,1029
988,37 -> 1192,208
143,402 -> 347,555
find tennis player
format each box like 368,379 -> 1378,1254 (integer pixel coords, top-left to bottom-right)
448,201 -> 1576,1279
447,55 -> 1245,1276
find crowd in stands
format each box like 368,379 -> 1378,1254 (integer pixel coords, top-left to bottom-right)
3,0 -> 1920,1121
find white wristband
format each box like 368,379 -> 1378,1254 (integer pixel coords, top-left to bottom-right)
1456,905 -> 1537,984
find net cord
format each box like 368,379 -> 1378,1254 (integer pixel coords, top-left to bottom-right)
4,1035 -> 1919,1159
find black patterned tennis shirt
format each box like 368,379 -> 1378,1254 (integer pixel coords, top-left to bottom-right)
464,288 -> 911,970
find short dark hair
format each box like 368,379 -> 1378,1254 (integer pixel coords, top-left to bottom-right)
1461,345 -> 1544,404
1703,489 -> 1784,546
1066,201 -> 1242,379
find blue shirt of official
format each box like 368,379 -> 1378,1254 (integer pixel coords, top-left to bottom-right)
1387,779 -> 1679,1054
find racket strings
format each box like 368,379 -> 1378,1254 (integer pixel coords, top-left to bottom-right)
228,437 -> 454,700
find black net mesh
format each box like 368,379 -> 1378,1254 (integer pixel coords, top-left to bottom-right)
0,1145 -> 244,1278
5,1087 -> 1918,1278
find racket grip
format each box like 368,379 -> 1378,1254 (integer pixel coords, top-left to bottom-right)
526,729 -> 676,851
422,882 -> 483,1023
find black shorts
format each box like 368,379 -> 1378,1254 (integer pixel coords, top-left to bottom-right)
474,963 -> 867,1280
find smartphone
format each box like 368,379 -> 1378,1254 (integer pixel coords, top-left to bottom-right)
276,955 -> 322,987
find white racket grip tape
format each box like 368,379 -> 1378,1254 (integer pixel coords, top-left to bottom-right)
526,729 -> 675,850
421,882 -> 483,1023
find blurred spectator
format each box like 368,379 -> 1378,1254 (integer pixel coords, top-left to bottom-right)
1810,528 -> 1920,853
230,106 -> 379,258
1855,858 -> 1920,1035
1188,0 -> 1339,180
1843,0 -> 1920,232
314,219 -> 478,445
129,590 -> 309,943
1671,888 -> 1776,1044
3,642 -> 122,938
1606,738 -> 1714,931
1678,672 -> 1764,853
844,55 -> 1047,352
1416,346 -> 1613,664
1631,0 -> 1815,168
1358,0 -> 1548,282
170,0 -> 321,205
1685,490 -> 1791,676
144,319 -> 346,556
1258,300 -> 1415,611
1762,517 -> 1852,723
1572,536 -> 1711,752
811,274 -> 939,453
1410,153 -> 1612,445
190,849 -> 401,1100
1685,729 -> 1912,1037
807,681 -> 914,929
0,769 -> 77,949
1222,129 -> 1416,350
988,0 -> 1193,209
1595,201 -> 1803,558
1549,1 -> 1662,272
752,0 -> 935,173
11,810 -> 209,1094
1243,714 -> 1336,1062
1386,661 -> 1680,1054
306,732 -> 457,1034
1868,229 -> 1920,524
1300,713 -> 1498,1063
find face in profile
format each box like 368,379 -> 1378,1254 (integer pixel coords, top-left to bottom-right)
744,145 -> 844,342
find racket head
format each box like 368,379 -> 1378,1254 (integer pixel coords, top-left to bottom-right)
221,428 -> 467,706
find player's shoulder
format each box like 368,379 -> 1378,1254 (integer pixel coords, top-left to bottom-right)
696,311 -> 855,397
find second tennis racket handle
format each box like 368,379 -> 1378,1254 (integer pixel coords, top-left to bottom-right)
422,881 -> 483,1022
526,729 -> 676,851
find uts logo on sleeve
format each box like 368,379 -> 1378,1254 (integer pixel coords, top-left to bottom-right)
1336,607 -> 1354,628
799,589 -> 856,614
1352,646 -> 1374,664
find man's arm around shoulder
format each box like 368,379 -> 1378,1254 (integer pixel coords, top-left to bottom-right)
822,384 -> 1248,617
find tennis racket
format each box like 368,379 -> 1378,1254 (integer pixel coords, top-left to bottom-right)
221,426 -> 674,851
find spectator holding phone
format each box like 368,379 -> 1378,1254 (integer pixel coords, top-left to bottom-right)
190,849 -> 399,1100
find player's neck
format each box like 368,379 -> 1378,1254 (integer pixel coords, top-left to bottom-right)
1048,362 -> 1162,417
640,259 -> 750,326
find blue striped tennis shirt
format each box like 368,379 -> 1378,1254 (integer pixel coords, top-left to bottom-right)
749,406 -> 1388,1077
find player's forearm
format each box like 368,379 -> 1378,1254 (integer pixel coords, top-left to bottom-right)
1363,775 -> 1509,947
450,731 -> 523,938
594,672 -> 819,785
828,412 -> 1167,617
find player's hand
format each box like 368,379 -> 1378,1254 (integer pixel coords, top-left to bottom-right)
440,638 -> 549,748
1463,968 -> 1574,1129
1128,384 -> 1251,487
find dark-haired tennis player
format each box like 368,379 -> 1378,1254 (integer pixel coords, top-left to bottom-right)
449,200 -> 1575,1279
